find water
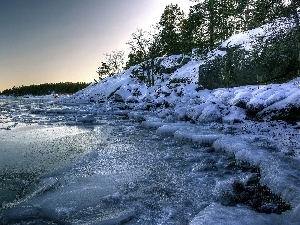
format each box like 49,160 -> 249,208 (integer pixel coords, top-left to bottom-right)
0,98 -> 288,224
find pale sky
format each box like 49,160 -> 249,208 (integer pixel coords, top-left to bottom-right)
0,0 -> 194,91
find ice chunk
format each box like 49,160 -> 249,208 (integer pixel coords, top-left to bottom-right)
156,123 -> 191,136
88,210 -> 135,225
191,134 -> 223,146
141,120 -> 165,129
213,135 -> 300,209
173,125 -> 223,146
197,104 -> 222,123
190,203 -> 284,225
76,114 -> 96,123
222,106 -> 246,124
231,91 -> 252,108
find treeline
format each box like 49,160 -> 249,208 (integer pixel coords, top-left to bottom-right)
0,82 -> 90,96
97,0 -> 299,88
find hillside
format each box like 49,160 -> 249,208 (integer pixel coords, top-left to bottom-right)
56,18 -> 300,223
59,16 -> 300,124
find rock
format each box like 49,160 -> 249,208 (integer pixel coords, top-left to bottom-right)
256,91 -> 300,122
257,102 -> 300,122
259,203 -> 280,214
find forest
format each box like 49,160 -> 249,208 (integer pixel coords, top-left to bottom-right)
0,82 -> 90,96
97,0 -> 300,89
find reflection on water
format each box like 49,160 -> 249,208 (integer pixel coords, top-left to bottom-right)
0,125 -> 101,176
0,98 -> 108,209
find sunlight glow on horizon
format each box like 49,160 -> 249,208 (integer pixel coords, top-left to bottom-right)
0,0 -> 194,92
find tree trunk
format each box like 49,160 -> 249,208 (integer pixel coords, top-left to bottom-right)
292,0 -> 300,76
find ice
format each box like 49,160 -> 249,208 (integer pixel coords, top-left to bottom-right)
158,124 -> 224,146
0,119 -> 145,224
1,14 -> 300,225
89,210 -> 135,225
12,175 -> 123,220
213,135 -> 300,210
198,104 -> 222,123
139,115 -> 166,129
1,100 -> 298,224
2,175 -> 135,224
222,106 -> 246,124
141,120 -> 165,129
2,82 -> 300,224
0,123 -> 103,179
190,203 -> 285,225
191,134 -> 223,146
0,105 -> 243,224
190,201 -> 300,225
156,123 -> 191,136
76,114 -> 96,123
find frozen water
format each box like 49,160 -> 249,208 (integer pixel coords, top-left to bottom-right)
1,98 -> 293,225
0,124 -> 100,176
1,14 -> 300,224
190,203 -> 285,225
2,87 -> 300,224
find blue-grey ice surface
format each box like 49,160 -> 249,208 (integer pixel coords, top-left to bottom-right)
0,98 -> 299,225
1,16 -> 300,224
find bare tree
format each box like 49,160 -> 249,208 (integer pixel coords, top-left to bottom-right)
126,29 -> 151,67
96,50 -> 125,80
127,29 -> 150,57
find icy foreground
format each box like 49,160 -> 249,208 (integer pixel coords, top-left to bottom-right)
54,23 -> 300,223
55,26 -> 300,225
1,18 -> 300,224
0,108 -> 296,224
0,96 -> 300,224
55,70 -> 300,224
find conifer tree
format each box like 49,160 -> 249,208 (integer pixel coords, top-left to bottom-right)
97,62 -> 111,80
157,4 -> 185,56
291,0 -> 300,76
252,0 -> 287,27
183,2 -> 207,51
186,0 -> 250,50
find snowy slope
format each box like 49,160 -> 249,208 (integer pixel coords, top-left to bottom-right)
55,15 -> 300,225
59,14 -> 300,123
59,64 -> 300,124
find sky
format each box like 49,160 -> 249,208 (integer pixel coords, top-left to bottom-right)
0,0 -> 194,91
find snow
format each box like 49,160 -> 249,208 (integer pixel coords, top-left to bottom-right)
170,60 -> 201,83
54,62 -> 300,225
221,16 -> 296,51
213,134 -> 300,209
52,17 -> 300,223
1,15 -> 300,225
1,90 -> 300,224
